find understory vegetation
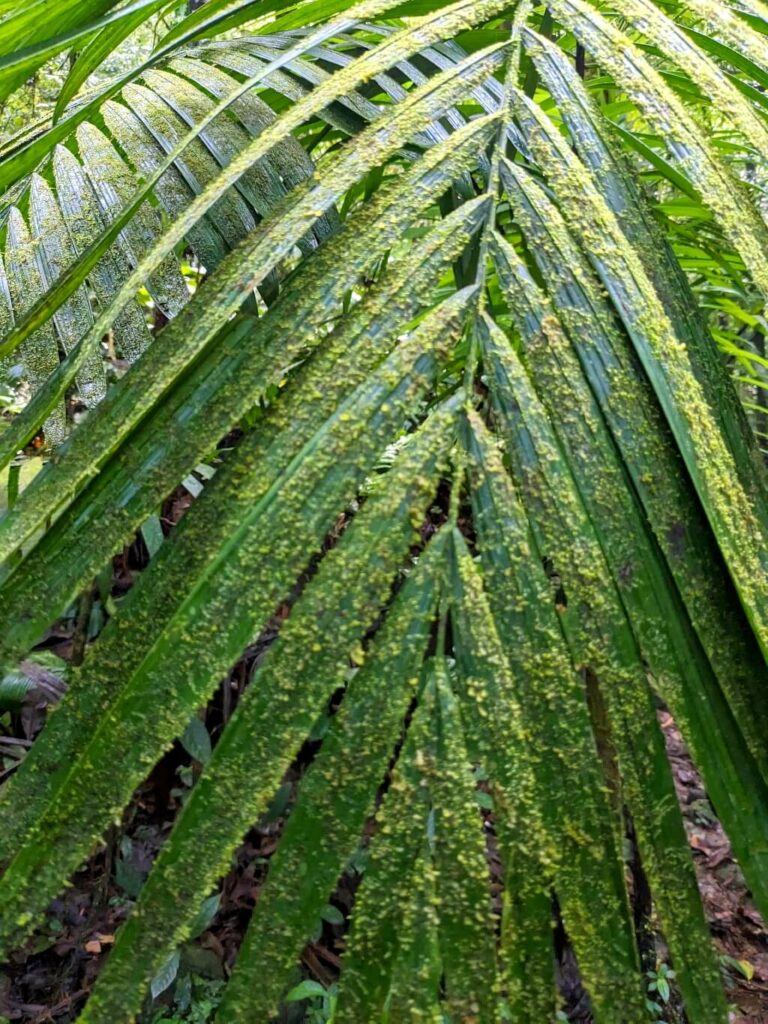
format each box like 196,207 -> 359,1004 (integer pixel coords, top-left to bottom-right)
2,0 -> 768,1021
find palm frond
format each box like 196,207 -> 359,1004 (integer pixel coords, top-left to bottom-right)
1,2 -> 768,1021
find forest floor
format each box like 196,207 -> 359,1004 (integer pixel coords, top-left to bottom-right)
2,708 -> 767,1024
1,519 -> 768,1023
661,711 -> 768,1023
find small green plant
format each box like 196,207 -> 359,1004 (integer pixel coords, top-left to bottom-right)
720,952 -> 755,992
646,962 -> 675,1021
285,980 -> 338,1023
145,974 -> 225,1024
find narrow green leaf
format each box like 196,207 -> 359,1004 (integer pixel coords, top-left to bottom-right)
429,658 -> 499,1021
27,173 -> 108,406
4,209 -> 66,444
670,0 -> 768,90
333,667 -> 442,1024
0,0 -> 150,103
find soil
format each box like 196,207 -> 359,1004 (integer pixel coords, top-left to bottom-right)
660,711 -> 768,1023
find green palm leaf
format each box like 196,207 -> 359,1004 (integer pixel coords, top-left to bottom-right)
1,2 -> 768,1021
